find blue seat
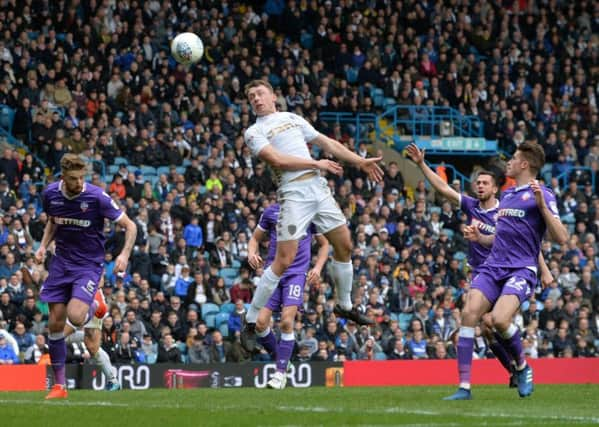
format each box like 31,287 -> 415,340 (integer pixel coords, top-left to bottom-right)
141,165 -> 157,176
157,166 -> 170,176
220,268 -> 238,280
220,302 -> 235,314
231,259 -> 241,269
453,251 -> 467,261
113,156 -> 128,166
345,67 -> 359,84
107,164 -> 120,175
175,166 -> 186,175
215,312 -> 230,327
383,97 -> 397,108
0,105 -> 15,133
374,352 -> 387,360
219,322 -> 229,337
398,313 -> 412,332
300,32 -> 313,49
182,159 -> 192,167
441,228 -> 455,239
201,303 -> 220,328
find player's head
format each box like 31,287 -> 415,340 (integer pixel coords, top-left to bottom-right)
474,170 -> 498,202
60,153 -> 86,196
245,79 -> 277,116
506,141 -> 545,179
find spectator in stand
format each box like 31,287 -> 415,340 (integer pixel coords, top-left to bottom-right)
0,333 -> 19,364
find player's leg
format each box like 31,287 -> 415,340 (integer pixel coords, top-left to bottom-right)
246,239 -> 299,324
324,225 -> 373,325
444,269 -> 497,400
481,313 -> 516,388
255,306 -> 276,357
40,258 -> 71,399
84,325 -> 120,391
267,305 -> 297,390
491,271 -> 536,397
66,267 -> 104,328
268,274 -> 303,389
46,302 -> 69,399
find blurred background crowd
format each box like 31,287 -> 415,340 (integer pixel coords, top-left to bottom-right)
0,0 -> 598,366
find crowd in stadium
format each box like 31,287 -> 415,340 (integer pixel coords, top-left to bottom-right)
0,0 -> 598,367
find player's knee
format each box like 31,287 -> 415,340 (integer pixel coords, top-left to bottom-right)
67,313 -> 86,328
333,239 -> 352,260
491,314 -> 510,332
255,318 -> 268,333
279,319 -> 293,334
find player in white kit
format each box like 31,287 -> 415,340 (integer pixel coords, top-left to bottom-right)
241,80 -> 384,347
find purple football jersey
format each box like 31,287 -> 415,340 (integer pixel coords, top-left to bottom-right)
460,194 -> 498,271
484,184 -> 559,269
43,181 -> 123,265
258,203 -> 315,275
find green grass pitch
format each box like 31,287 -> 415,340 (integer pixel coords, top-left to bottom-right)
1,385 -> 598,426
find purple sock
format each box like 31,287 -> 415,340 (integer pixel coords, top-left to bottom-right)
48,334 -> 66,386
457,333 -> 474,387
276,333 -> 295,373
500,327 -> 525,368
257,329 -> 277,358
490,332 -> 514,374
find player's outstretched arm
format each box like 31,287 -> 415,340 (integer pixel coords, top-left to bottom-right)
406,143 -> 460,205
34,218 -> 57,263
114,213 -> 137,274
311,134 -> 384,182
248,227 -> 266,270
258,145 -> 343,176
307,234 -> 330,285
530,180 -> 569,245
538,252 -> 553,288
463,224 -> 495,248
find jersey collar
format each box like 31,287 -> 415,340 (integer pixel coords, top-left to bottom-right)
59,181 -> 86,200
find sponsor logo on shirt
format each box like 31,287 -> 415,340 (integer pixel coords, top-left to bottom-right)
471,218 -> 496,234
80,201 -> 89,212
53,217 -> 91,227
498,208 -> 525,218
266,122 -> 299,139
522,192 -> 531,201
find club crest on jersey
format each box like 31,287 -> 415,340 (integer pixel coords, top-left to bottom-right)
521,192 -> 531,201
80,201 -> 89,212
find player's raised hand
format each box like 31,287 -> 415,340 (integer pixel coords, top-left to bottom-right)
360,157 -> 384,182
541,269 -> 554,288
248,253 -> 263,270
316,159 -> 343,176
406,143 -> 425,164
529,179 -> 546,208
34,246 -> 46,264
114,253 -> 129,275
307,267 -> 321,285
463,225 -> 481,242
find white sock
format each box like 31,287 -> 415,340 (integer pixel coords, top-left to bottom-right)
95,347 -> 117,382
330,259 -> 353,311
256,327 -> 271,338
247,267 -> 280,323
501,324 -> 518,339
459,326 -> 475,338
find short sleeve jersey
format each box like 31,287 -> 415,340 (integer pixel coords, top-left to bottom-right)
43,182 -> 123,265
244,112 -> 319,186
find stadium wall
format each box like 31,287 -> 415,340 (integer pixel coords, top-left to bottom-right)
343,359 -> 599,386
2,359 -> 598,391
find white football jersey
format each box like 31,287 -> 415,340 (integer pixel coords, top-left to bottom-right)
244,112 -> 319,186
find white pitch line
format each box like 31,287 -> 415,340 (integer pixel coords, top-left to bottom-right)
0,399 -> 597,425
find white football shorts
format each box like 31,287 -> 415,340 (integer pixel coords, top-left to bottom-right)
276,175 -> 346,241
